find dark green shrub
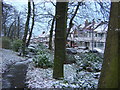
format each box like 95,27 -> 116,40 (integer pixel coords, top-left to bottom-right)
12,39 -> 23,52
33,43 -> 53,68
76,53 -> 103,72
1,37 -> 12,49
33,54 -> 53,68
37,43 -> 50,54
38,43 -> 46,50
65,53 -> 76,64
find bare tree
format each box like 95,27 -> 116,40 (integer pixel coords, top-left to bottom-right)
22,0 -> 31,56
17,15 -> 20,39
66,2 -> 82,39
7,20 -> 15,37
48,16 -> 55,50
0,0 -> 2,37
26,0 -> 35,47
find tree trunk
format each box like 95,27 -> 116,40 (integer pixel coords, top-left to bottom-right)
118,2 -> 120,89
17,16 -> 20,39
3,24 -> 7,36
26,0 -> 35,47
0,0 -> 2,37
9,25 -> 15,39
98,2 -> 120,88
22,0 -> 31,56
7,21 -> 15,37
48,16 -> 55,50
66,2 -> 81,39
13,19 -> 17,39
53,1 -> 68,79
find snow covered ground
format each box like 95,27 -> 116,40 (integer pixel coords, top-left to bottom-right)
26,62 -> 101,88
0,48 -> 27,89
0,48 -> 25,74
0,48 -> 102,89
26,45 -> 102,88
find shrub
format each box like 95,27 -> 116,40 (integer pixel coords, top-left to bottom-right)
12,39 -> 23,52
65,53 -> 76,64
1,37 -> 12,49
33,54 -> 53,68
33,43 -> 53,68
38,43 -> 47,49
76,53 -> 103,72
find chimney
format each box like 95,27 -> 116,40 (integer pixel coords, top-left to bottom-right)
85,19 -> 89,27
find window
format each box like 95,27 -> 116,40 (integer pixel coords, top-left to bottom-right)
89,32 -> 91,37
94,42 -> 97,47
98,33 -> 104,38
98,42 -> 104,47
95,33 -> 97,37
85,42 -> 90,47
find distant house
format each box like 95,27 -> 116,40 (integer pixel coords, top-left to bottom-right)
67,20 -> 108,51
30,32 -> 49,46
30,37 -> 40,44
31,20 -> 108,52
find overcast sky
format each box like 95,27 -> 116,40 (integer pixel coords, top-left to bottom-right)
4,0 -> 111,37
4,0 -> 54,37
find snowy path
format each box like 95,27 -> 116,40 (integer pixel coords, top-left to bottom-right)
0,48 -> 25,74
0,48 -> 32,89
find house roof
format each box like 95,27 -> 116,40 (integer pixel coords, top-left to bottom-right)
81,22 -> 108,33
94,24 -> 108,33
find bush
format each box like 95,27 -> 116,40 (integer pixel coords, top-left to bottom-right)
65,53 -> 76,64
33,43 -> 53,68
33,54 -> 53,68
76,53 -> 103,72
1,37 -> 12,49
38,43 -> 47,49
12,39 -> 23,52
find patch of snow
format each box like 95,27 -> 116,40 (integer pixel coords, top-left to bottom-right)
26,62 -> 100,88
0,48 -> 25,73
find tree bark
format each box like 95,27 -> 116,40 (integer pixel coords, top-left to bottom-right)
0,0 -> 2,37
53,1 -> 68,79
26,0 -> 35,47
48,16 -> 55,50
22,0 -> 31,56
7,20 -> 15,37
3,24 -> 7,36
13,18 -> 17,39
66,2 -> 81,39
98,2 -> 120,88
17,15 -> 20,39
118,2 -> 120,89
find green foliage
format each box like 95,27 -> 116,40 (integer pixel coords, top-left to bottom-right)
38,43 -> 47,50
76,53 -> 103,72
33,54 -> 53,68
1,37 -> 12,49
12,39 -> 23,52
83,53 -> 102,62
0,37 -> 23,52
65,54 -> 76,64
33,43 -> 53,68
